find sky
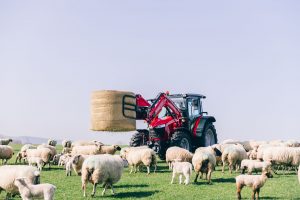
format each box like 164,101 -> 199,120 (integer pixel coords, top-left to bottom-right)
0,1 -> 300,144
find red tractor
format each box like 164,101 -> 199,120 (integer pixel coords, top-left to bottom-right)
122,92 -> 217,160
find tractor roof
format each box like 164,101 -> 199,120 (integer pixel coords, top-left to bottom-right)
168,93 -> 206,99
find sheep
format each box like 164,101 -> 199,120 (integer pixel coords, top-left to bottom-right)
71,140 -> 103,147
52,153 -> 62,165
71,154 -> 90,175
62,140 -> 72,148
119,146 -> 149,158
262,147 -> 300,173
247,149 -> 258,160
0,165 -> 40,198
15,144 -> 36,164
81,154 -> 125,197
58,154 -> 72,166
0,145 -> 14,164
121,148 -> 157,174
47,139 -> 57,147
166,146 -> 193,169
235,170 -> 272,200
65,159 -> 73,176
192,148 -> 216,184
0,138 -> 13,145
37,144 -> 57,165
170,160 -> 193,185
100,145 -> 121,155
14,178 -> 56,200
71,144 -> 103,155
25,148 -> 52,169
240,159 -> 273,175
222,144 -> 247,173
62,147 -> 72,154
27,157 -> 44,171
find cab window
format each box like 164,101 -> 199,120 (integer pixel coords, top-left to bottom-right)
187,98 -> 200,118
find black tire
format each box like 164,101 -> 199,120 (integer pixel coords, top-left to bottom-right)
129,131 -> 147,147
202,123 -> 217,147
157,143 -> 167,160
170,130 -> 192,152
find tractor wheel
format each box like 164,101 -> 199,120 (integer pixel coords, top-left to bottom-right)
157,143 -> 167,160
202,123 -> 217,147
170,131 -> 192,152
129,131 -> 147,147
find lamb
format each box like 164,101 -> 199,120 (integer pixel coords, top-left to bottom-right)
71,144 -> 102,155
192,148 -> 216,184
62,140 -> 72,148
62,147 -> 72,154
65,159 -> 73,176
222,144 -> 247,173
99,145 -> 121,155
71,140 -> 103,147
58,154 -> 72,166
71,154 -> 90,175
47,139 -> 57,147
81,154 -> 125,197
15,144 -> 36,164
166,146 -> 193,169
121,148 -> 157,174
0,145 -> 14,164
14,178 -> 56,200
27,157 -> 45,171
25,148 -> 52,169
170,161 -> 193,185
0,165 -> 40,198
0,138 -> 13,145
235,170 -> 272,200
240,159 -> 272,175
52,153 -> 62,165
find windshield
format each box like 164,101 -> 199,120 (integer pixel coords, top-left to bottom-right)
170,97 -> 186,109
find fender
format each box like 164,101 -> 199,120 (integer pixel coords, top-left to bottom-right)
194,116 -> 216,137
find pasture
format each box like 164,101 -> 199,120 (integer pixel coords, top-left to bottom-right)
1,144 -> 299,200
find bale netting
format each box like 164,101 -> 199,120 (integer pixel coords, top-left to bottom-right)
91,90 -> 136,131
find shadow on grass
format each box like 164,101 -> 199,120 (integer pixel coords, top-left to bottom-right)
113,190 -> 159,198
260,197 -> 282,199
213,177 -> 236,183
115,184 -> 149,188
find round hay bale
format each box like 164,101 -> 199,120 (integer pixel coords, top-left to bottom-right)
91,90 -> 136,131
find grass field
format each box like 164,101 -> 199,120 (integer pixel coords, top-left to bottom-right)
1,144 -> 299,200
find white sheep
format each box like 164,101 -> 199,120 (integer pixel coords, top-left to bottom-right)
65,160 -> 73,176
170,161 -> 192,185
47,139 -> 57,147
100,145 -> 121,155
62,147 -> 72,154
81,154 -> 125,197
166,147 -> 193,170
0,145 -> 14,164
0,138 -> 13,145
240,159 -> 272,175
25,148 -> 52,169
121,148 -> 157,174
0,165 -> 40,198
37,144 -> 57,160
119,146 -> 148,158
27,157 -> 44,171
222,144 -> 247,173
192,148 -> 216,184
15,144 -> 36,164
298,164 -> 300,184
71,140 -> 103,147
71,154 -> 90,175
71,144 -> 102,155
62,140 -> 72,148
58,154 -> 72,166
14,178 -> 56,200
235,170 -> 272,200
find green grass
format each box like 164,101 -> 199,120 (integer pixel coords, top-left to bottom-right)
1,144 -> 300,199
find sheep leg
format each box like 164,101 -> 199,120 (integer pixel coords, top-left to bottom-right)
168,162 -> 171,170
171,172 -> 176,184
91,183 -> 97,197
154,164 -> 157,173
236,184 -> 243,200
129,165 -> 133,174
222,161 -> 226,173
147,166 -> 150,175
110,184 -> 115,195
256,188 -> 260,200
251,188 -> 256,200
102,184 -> 108,196
194,172 -> 199,183
179,174 -> 183,184
207,170 -> 212,184
184,174 -> 190,185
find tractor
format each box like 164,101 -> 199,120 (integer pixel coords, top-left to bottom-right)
122,92 -> 217,160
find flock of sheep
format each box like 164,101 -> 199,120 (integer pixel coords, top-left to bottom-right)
0,137 -> 300,200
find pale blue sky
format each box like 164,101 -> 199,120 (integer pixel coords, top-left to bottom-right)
0,1 -> 299,143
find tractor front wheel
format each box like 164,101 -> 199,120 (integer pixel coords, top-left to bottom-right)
170,131 -> 192,152
129,131 -> 148,147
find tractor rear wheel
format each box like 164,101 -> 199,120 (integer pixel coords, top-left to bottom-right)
202,123 -> 217,147
129,131 -> 148,147
170,130 -> 192,152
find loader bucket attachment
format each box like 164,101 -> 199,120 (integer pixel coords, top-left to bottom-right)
122,94 -> 137,119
